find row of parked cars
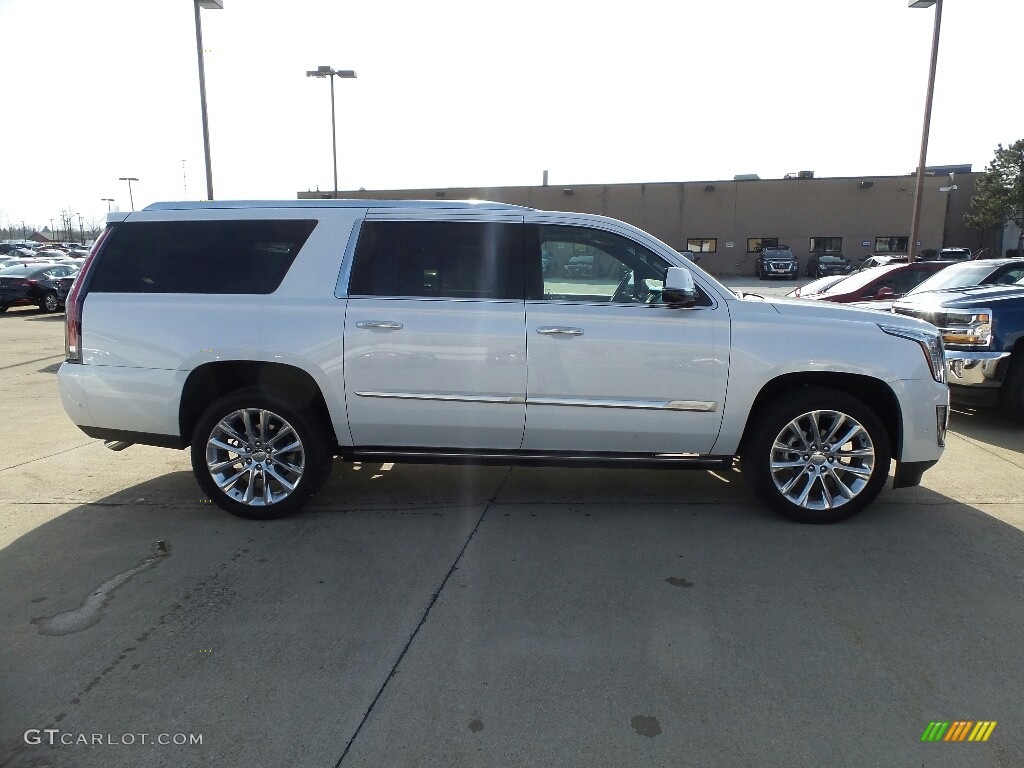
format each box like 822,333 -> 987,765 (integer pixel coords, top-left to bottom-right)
0,244 -> 87,313
787,255 -> 1024,420
756,245 -> 975,281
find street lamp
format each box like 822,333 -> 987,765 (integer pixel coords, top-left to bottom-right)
194,0 -> 223,201
78,214 -> 85,243
101,198 -> 115,212
306,65 -> 357,199
119,177 -> 139,211
907,0 -> 944,258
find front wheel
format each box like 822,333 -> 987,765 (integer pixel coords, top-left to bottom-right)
741,387 -> 891,523
190,387 -> 332,519
999,355 -> 1024,423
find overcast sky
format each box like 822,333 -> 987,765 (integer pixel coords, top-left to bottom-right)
2,0 -> 1021,233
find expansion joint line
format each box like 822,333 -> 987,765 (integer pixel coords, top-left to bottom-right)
332,467 -> 512,768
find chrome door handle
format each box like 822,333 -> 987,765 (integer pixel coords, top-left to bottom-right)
536,326 -> 584,336
355,321 -> 404,330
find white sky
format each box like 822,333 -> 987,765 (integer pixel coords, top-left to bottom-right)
2,0 -> 1021,232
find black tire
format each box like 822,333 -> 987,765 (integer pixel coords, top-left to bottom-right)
999,355 -> 1024,423
40,292 -> 60,313
741,386 -> 891,523
190,386 -> 332,519
0,305 -> 8,313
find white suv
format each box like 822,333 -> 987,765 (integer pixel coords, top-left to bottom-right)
59,200 -> 949,523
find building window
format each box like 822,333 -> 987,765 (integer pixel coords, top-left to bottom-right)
810,237 -> 843,253
687,238 -> 717,254
747,237 -> 778,253
875,236 -> 909,254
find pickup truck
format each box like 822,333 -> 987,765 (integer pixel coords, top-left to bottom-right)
893,284 -> 1024,419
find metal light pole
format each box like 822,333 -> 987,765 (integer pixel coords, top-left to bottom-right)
306,65 -> 357,199
119,178 -> 139,211
49,219 -> 54,243
194,0 -> 223,201
78,214 -> 85,243
102,198 -> 115,212
908,0 -> 944,259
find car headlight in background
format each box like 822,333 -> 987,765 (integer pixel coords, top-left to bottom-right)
940,309 -> 992,348
879,324 -> 946,384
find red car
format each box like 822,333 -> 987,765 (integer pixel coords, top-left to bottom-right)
797,262 -> 950,303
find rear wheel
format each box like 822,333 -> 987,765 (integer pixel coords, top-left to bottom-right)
741,387 -> 891,523
190,387 -> 332,519
0,305 -> 8,313
41,292 -> 60,313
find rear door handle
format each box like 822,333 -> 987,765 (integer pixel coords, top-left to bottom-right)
356,321 -> 404,330
536,326 -> 584,336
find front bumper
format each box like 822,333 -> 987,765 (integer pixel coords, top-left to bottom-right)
945,350 -> 1010,388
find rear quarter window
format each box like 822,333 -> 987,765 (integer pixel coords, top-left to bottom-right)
88,219 -> 317,294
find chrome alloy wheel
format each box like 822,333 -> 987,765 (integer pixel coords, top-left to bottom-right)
768,409 -> 875,511
205,408 -> 305,507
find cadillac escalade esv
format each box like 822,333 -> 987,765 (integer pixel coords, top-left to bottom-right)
59,200 -> 949,523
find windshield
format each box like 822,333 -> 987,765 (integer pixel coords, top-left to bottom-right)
821,265 -> 900,294
905,263 -> 996,294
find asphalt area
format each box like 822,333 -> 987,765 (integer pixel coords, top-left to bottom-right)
1,290 -> 1022,768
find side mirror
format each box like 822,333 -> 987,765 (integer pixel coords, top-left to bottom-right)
663,266 -> 697,307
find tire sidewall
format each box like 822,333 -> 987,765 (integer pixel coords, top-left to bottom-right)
190,387 -> 331,519
743,387 -> 892,523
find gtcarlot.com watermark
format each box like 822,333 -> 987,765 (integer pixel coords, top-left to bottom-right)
24,729 -> 202,747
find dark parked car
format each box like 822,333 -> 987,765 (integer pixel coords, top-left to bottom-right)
798,261 -> 950,304
806,253 -> 854,278
563,253 -> 595,278
0,263 -> 80,313
754,245 -> 799,280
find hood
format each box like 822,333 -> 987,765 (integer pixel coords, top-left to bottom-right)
762,296 -> 936,332
895,283 -> 1024,311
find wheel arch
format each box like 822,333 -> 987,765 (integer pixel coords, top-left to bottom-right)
180,361 -> 337,446
737,372 -> 902,459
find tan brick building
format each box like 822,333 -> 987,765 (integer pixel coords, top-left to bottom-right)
299,170 -> 991,276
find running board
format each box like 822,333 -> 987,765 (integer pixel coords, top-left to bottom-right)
341,447 -> 733,471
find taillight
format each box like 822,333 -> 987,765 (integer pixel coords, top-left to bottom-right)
66,227 -> 112,363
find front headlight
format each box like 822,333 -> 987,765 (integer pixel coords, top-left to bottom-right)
879,324 -> 945,384
941,308 -> 992,347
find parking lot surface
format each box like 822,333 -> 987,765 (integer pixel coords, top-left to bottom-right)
1,295 -> 1023,768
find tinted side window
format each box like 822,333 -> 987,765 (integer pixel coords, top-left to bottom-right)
348,221 -> 521,300
89,220 -> 317,294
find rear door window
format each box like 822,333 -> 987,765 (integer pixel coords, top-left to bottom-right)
88,219 -> 317,294
348,221 -> 522,300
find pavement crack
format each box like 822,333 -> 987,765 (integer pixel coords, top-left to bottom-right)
332,467 -> 512,768
0,441 -> 95,473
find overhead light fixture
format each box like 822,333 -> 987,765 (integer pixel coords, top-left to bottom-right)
909,1 -> 936,7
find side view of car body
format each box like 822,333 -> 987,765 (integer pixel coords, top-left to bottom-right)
800,262 -> 949,304
58,201 -> 948,524
0,263 -> 80,312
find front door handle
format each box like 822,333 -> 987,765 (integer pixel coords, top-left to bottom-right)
356,321 -> 404,330
536,326 -> 584,336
